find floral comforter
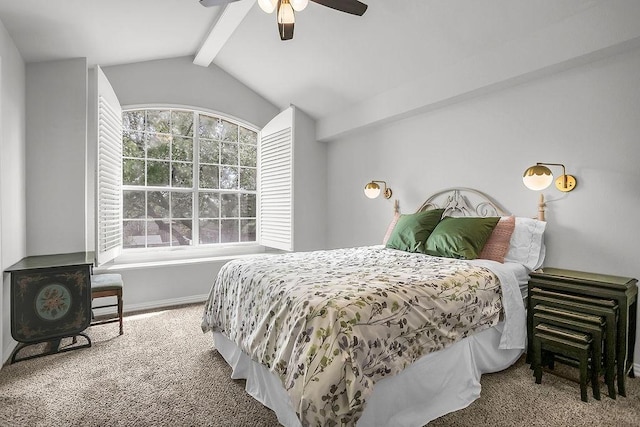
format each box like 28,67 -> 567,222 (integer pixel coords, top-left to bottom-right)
202,247 -> 504,426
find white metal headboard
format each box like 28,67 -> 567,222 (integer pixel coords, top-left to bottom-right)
416,188 -> 509,217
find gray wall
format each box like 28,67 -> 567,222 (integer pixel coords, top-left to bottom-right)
103,56 -> 279,129
325,46 -> 640,370
0,20 -> 27,362
293,106 -> 327,252
25,58 -> 88,256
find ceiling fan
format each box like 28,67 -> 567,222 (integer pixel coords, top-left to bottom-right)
199,0 -> 368,41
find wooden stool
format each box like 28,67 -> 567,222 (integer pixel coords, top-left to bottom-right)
533,323 -> 596,402
91,273 -> 124,335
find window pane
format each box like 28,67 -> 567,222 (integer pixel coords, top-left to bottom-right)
199,165 -> 219,189
221,142 -> 238,166
199,192 -> 220,218
221,219 -> 239,243
171,111 -> 194,137
123,190 -> 146,219
123,220 -> 145,248
147,191 -> 170,218
123,111 -> 145,132
123,159 -> 145,185
147,161 -> 170,186
146,110 -> 170,134
240,194 -> 256,218
121,108 -> 263,251
147,220 -> 171,247
146,134 -> 170,160
172,136 -> 193,162
241,219 -> 256,242
199,139 -> 219,164
172,162 -> 193,188
221,194 -> 239,218
239,127 -> 257,145
220,166 -> 238,189
239,144 -> 256,167
198,115 -> 218,139
220,120 -> 238,142
239,168 -> 256,191
199,219 -> 219,244
123,131 -> 145,158
171,220 -> 193,246
172,192 -> 192,218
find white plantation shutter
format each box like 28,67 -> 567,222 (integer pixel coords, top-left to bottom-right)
259,107 -> 294,251
94,66 -> 123,265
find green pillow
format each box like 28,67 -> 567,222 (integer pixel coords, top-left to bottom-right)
425,216 -> 500,260
385,209 -> 444,253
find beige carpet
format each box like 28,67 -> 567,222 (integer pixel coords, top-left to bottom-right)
0,304 -> 638,426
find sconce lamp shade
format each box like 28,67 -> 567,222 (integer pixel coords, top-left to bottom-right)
364,180 -> 392,199
522,162 -> 577,192
523,164 -> 554,191
364,182 -> 381,198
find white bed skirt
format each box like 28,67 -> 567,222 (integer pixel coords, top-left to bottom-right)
212,322 -> 523,427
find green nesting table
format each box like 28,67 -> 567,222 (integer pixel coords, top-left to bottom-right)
527,267 -> 637,397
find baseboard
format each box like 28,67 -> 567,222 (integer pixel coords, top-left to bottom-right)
3,339 -> 18,366
93,294 -> 209,317
635,362 -> 640,377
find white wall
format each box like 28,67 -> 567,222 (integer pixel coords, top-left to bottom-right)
0,19 -> 26,363
25,58 -> 88,256
326,46 -> 640,369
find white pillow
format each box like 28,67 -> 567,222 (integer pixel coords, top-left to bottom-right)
503,217 -> 546,270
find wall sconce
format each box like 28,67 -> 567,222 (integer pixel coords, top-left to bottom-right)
522,162 -> 577,192
364,180 -> 392,199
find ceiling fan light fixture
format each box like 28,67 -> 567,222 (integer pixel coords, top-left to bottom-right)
290,0 -> 309,12
278,0 -> 295,24
258,0 -> 278,13
277,0 -> 295,40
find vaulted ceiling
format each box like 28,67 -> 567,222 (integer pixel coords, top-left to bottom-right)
1,0 -> 639,140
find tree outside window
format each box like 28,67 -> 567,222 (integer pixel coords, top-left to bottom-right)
122,108 -> 257,249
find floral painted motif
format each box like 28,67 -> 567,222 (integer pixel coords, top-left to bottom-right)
36,284 -> 71,320
202,247 -> 503,426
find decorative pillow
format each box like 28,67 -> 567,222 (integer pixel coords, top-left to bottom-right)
425,216 -> 500,260
478,216 -> 516,263
385,209 -> 444,253
382,212 -> 401,245
504,217 -> 547,270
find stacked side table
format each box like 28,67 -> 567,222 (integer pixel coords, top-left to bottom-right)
527,267 -> 637,398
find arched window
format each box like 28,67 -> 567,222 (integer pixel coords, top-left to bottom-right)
121,108 -> 258,249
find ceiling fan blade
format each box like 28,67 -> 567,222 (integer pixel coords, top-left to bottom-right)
199,0 -> 241,7
310,0 -> 367,16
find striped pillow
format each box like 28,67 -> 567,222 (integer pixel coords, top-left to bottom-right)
479,216 -> 516,263
382,212 -> 401,245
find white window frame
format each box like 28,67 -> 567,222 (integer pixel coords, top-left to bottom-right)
116,104 -> 264,263
93,100 -> 295,266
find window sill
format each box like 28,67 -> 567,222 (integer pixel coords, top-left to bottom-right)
96,244 -> 280,272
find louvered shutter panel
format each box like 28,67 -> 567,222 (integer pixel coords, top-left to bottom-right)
94,66 -> 123,265
259,107 -> 294,251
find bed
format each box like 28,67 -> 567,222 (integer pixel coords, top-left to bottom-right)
202,188 -> 546,426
